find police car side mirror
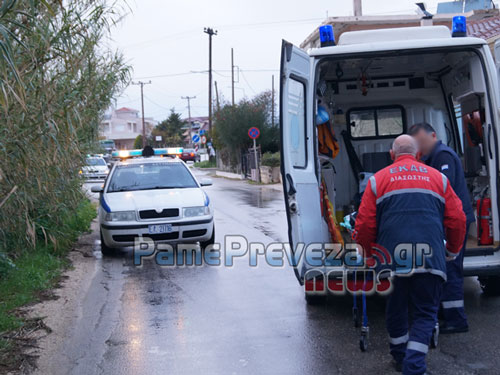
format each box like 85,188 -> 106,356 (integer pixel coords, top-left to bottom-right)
91,185 -> 104,193
200,178 -> 213,187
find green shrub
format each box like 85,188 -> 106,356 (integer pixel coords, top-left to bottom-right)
194,160 -> 216,168
261,152 -> 280,168
0,198 -> 96,333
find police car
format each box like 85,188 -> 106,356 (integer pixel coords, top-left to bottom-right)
81,155 -> 109,180
91,151 -> 214,255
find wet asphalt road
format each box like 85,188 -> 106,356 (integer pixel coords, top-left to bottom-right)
55,171 -> 500,375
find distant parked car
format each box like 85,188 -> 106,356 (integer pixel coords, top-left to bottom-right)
80,156 -> 110,180
180,148 -> 200,163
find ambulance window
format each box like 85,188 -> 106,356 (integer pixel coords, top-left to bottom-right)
288,78 -> 307,168
348,106 -> 405,139
378,108 -> 404,136
350,111 -> 376,137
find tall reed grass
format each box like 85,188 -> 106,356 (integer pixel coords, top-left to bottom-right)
0,0 -> 130,265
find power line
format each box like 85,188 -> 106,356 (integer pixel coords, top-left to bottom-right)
121,17 -> 323,49
143,95 -> 176,112
216,17 -> 324,30
239,70 -> 257,95
133,71 -> 198,80
133,68 -> 278,81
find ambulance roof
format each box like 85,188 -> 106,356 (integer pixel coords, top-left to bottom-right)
309,26 -> 486,57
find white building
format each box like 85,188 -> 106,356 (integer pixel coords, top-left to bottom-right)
100,107 -> 157,150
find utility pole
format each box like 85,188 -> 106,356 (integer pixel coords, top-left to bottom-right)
132,80 -> 152,148
214,81 -> 220,112
271,75 -> 275,127
231,48 -> 235,106
353,0 -> 362,16
181,95 -> 196,121
204,27 -> 217,134
182,95 -> 196,147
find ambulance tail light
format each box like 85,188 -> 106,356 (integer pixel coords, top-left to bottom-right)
319,25 -> 335,47
452,16 -> 467,38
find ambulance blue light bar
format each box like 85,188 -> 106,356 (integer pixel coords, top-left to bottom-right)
452,16 -> 467,38
112,148 -> 183,159
319,25 -> 335,47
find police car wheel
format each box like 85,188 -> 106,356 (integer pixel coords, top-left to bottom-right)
479,276 -> 500,296
100,231 -> 115,256
200,225 -> 215,251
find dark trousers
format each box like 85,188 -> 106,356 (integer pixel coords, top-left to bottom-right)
386,273 -> 444,375
441,225 -> 469,328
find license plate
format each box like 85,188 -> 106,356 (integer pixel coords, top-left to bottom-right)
148,224 -> 173,234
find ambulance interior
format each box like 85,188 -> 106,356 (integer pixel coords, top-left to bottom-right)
315,50 -> 497,253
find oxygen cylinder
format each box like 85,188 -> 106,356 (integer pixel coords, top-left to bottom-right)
477,198 -> 493,246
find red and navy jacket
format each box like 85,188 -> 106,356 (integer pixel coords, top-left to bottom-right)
353,154 -> 466,280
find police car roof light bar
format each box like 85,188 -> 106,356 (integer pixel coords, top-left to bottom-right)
112,147 -> 183,159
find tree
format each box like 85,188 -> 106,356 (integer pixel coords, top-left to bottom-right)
152,109 -> 186,147
133,135 -> 143,149
213,91 -> 279,169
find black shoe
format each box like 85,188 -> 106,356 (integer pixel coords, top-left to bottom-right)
440,325 -> 469,334
392,361 -> 402,372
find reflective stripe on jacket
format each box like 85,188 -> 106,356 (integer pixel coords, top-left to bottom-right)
353,154 -> 466,280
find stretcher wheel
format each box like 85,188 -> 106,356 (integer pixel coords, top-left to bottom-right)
430,323 -> 439,349
359,326 -> 369,352
359,335 -> 368,352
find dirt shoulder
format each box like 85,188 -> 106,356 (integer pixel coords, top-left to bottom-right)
7,220 -> 100,374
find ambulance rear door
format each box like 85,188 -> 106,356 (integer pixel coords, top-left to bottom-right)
280,41 -> 323,285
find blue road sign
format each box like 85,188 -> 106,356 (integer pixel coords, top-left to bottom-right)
192,134 -> 200,143
248,127 -> 260,139
200,130 -> 206,135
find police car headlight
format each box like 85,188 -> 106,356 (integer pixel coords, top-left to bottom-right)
183,206 -> 209,217
105,211 -> 136,221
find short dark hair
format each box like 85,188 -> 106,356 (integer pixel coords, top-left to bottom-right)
408,122 -> 436,136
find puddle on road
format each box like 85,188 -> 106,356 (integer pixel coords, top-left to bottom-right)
236,187 -> 282,208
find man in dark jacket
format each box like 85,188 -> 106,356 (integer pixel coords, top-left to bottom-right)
410,123 -> 474,334
354,135 -> 466,375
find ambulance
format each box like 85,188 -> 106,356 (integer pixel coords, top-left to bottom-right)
280,17 -> 500,302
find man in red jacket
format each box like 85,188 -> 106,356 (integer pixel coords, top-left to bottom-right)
353,135 -> 466,375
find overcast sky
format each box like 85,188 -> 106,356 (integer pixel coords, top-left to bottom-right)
109,0 -> 443,121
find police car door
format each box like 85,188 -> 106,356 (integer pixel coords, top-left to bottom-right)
280,41 -> 323,285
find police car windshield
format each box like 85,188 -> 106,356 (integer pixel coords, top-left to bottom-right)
107,163 -> 198,193
86,158 -> 106,166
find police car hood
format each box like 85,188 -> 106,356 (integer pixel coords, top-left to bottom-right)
105,188 -> 206,211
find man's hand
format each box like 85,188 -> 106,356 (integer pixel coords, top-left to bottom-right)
446,255 -> 457,262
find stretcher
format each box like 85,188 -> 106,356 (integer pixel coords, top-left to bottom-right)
341,213 -> 440,352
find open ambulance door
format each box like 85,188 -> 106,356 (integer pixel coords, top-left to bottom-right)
495,40 -> 500,93
280,41 -> 323,285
